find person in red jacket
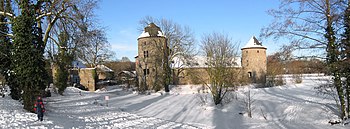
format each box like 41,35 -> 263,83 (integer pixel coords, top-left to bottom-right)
34,96 -> 45,121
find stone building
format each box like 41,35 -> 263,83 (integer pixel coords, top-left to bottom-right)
136,23 -> 267,88
77,68 -> 97,91
135,23 -> 168,91
241,36 -> 267,83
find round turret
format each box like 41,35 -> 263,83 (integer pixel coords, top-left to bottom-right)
241,36 -> 267,83
136,23 -> 168,90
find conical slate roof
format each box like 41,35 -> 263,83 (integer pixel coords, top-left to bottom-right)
138,23 -> 165,39
241,36 -> 267,49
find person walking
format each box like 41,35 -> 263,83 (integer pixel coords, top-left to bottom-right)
34,96 -> 45,121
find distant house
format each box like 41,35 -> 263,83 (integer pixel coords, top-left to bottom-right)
96,64 -> 114,80
118,71 -> 136,87
118,71 -> 136,81
65,60 -> 97,91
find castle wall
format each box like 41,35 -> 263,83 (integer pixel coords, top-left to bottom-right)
174,67 -> 242,85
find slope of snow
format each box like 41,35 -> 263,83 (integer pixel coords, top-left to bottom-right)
1,75 -> 349,128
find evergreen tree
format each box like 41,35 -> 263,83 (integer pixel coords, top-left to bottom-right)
54,32 -> 73,95
12,0 -> 48,111
0,0 -> 20,100
0,0 -> 10,83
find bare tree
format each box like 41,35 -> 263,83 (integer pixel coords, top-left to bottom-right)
266,53 -> 285,87
76,29 -> 114,68
261,0 -> 348,119
242,90 -> 255,118
201,32 -> 239,105
0,0 -> 99,48
120,57 -> 131,62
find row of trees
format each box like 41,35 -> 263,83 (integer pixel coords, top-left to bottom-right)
0,0 -> 113,112
261,0 -> 350,120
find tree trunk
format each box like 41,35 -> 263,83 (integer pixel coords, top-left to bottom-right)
325,0 -> 346,119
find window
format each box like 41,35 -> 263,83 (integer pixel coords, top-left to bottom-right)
143,42 -> 146,45
143,69 -> 150,75
257,50 -> 259,53
248,72 -> 252,78
246,51 -> 248,53
143,51 -> 149,58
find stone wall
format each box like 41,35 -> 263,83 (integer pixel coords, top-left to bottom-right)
174,67 -> 242,85
137,36 -> 168,90
241,48 -> 267,83
79,68 -> 97,91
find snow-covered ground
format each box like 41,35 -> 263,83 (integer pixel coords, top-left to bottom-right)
0,74 -> 349,128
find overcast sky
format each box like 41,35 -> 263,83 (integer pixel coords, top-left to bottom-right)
96,0 -> 280,61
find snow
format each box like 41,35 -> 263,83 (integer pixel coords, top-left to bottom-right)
172,56 -> 241,68
241,36 -> 267,49
138,31 -> 165,39
96,64 -> 113,72
1,75 -> 349,128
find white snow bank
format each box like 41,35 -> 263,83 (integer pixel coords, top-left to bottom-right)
1,75 -> 349,128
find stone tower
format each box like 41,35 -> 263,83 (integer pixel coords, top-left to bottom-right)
241,36 -> 267,83
136,23 -> 168,91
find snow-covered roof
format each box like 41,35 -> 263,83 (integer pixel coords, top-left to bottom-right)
96,64 -> 113,72
118,71 -> 136,77
241,36 -> 266,49
138,23 -> 165,39
172,56 -> 241,69
138,31 -> 165,39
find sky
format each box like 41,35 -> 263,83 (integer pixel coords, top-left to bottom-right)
95,0 -> 281,61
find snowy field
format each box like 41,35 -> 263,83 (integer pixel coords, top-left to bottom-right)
1,74 -> 350,128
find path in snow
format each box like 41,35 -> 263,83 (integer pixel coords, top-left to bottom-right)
0,88 -> 204,129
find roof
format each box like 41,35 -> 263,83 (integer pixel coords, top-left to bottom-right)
118,71 -> 136,77
241,36 -> 267,49
138,23 -> 165,39
96,64 -> 113,72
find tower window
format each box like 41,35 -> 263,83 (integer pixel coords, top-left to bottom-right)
143,69 -> 150,75
144,51 -> 149,58
257,50 -> 259,53
248,72 -> 252,78
143,42 -> 146,45
246,51 -> 248,53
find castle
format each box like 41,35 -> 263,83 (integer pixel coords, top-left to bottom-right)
136,23 -> 267,89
